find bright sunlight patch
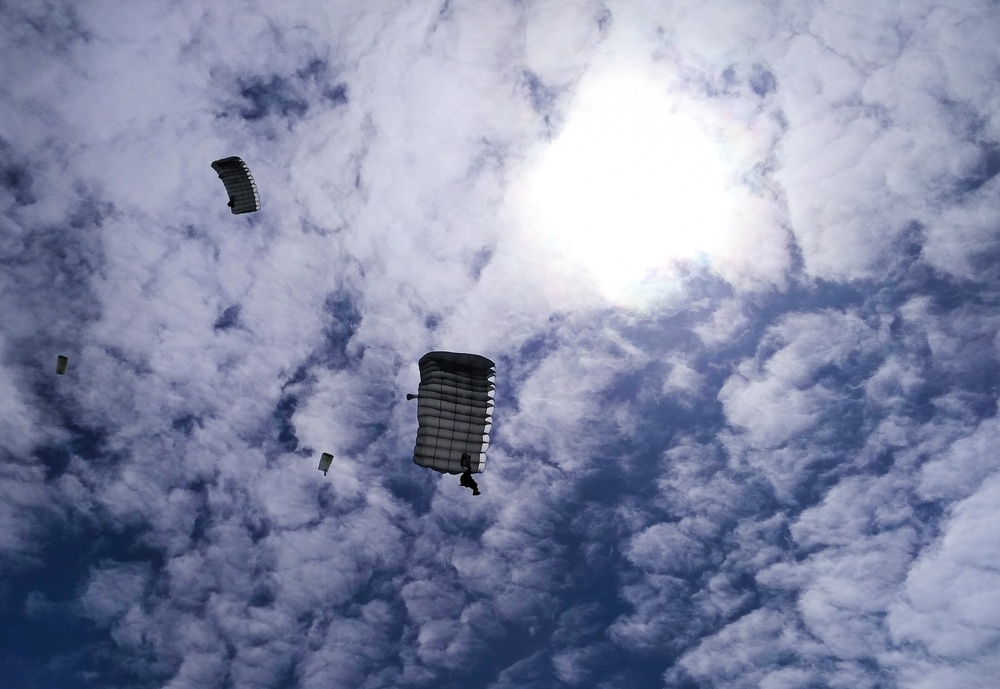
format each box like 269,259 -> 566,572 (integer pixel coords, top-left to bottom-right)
518,72 -> 740,307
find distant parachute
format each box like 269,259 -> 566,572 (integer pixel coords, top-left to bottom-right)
407,351 -> 495,474
318,452 -> 334,476
211,157 -> 261,214
56,355 -> 69,375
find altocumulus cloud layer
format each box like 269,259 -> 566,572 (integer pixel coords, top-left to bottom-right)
2,0 -> 1000,688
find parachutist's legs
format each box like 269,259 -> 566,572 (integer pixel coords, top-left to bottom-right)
460,469 -> 480,495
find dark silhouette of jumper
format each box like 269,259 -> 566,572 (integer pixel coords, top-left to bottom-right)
459,453 -> 480,496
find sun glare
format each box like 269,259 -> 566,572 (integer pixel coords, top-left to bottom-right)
519,73 -> 738,305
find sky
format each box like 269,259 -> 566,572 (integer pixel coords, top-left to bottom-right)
2,0 -> 1000,687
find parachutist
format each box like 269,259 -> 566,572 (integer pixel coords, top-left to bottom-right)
460,452 -> 481,495
460,470 -> 481,495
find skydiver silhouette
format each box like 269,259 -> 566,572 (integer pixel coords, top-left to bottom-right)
459,452 -> 480,496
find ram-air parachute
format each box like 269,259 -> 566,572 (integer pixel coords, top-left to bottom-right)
318,452 -> 334,476
211,157 -> 261,214
407,352 -> 495,474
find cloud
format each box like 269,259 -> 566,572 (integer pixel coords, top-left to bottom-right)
81,561 -> 151,624
691,0 -> 1000,283
889,473 -> 1000,686
3,0 -> 1000,688
719,309 -> 875,451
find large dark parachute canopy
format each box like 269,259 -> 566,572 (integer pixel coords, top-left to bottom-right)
211,157 -> 261,214
318,452 -> 333,476
56,355 -> 69,375
409,351 -> 496,474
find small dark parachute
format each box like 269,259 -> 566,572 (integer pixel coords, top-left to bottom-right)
211,157 -> 260,214
318,452 -> 334,476
56,355 -> 69,375
407,351 -> 495,474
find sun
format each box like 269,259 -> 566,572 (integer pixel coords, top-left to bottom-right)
517,72 -> 739,306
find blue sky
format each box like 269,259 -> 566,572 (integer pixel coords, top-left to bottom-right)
2,1 -> 1000,688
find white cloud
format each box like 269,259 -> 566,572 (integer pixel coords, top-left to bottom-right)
889,473 -> 1000,686
3,0 -> 1000,687
919,416 -> 1000,504
720,310 -> 874,449
81,561 -> 151,623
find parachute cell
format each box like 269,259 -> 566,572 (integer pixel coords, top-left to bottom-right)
318,452 -> 333,476
411,351 -> 495,474
211,157 -> 261,214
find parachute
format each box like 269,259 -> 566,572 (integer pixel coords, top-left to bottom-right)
408,351 -> 495,474
318,452 -> 334,476
56,355 -> 69,375
211,157 -> 261,214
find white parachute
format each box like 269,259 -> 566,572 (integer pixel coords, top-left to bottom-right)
408,351 -> 495,474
